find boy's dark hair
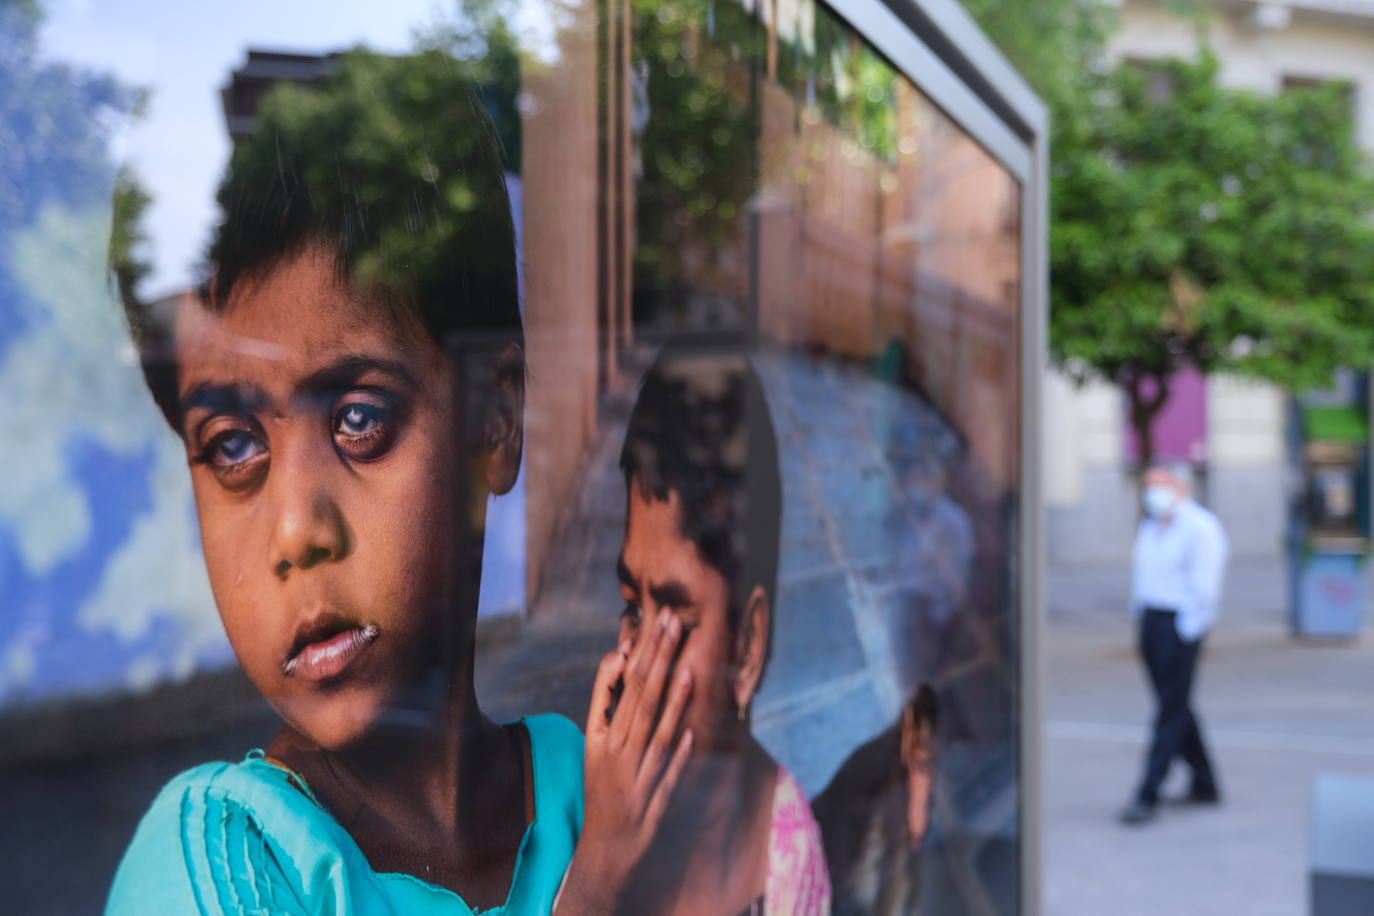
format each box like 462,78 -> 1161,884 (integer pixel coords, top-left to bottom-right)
909,682 -> 939,732
619,337 -> 782,659
121,49 -> 522,431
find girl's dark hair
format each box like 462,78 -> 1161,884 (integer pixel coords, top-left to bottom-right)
619,336 -> 782,662
121,49 -> 523,431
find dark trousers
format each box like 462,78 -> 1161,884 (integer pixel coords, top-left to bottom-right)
1135,608 -> 1218,806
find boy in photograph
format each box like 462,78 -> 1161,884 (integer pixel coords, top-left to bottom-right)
594,339 -> 832,915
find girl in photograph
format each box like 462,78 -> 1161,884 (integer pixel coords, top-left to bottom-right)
599,339 -> 832,915
106,51 -> 687,916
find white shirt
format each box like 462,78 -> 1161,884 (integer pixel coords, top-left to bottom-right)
1130,499 -> 1229,640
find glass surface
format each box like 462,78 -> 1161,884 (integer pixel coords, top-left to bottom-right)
0,1 -> 1024,912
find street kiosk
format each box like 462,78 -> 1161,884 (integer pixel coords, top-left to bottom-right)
1288,379 -> 1371,638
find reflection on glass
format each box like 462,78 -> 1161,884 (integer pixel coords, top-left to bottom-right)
813,682 -> 940,914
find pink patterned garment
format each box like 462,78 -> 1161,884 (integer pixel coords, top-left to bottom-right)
763,767 -> 832,915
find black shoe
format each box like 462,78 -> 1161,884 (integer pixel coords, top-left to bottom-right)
1174,786 -> 1221,806
1118,800 -> 1156,825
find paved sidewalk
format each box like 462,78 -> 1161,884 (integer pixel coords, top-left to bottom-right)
1044,565 -> 1374,916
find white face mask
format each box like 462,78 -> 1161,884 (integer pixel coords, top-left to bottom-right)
1143,485 -> 1177,518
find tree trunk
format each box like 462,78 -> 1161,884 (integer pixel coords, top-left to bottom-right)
1126,370 -> 1171,474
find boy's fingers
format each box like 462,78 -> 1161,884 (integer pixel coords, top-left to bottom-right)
587,646 -> 628,741
612,610 -> 663,745
644,728 -> 693,831
636,664 -> 692,792
626,612 -> 680,760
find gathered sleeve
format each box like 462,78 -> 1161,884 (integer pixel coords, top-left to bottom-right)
106,764 -> 318,916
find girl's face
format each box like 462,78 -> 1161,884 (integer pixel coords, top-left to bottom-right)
174,247 -> 465,750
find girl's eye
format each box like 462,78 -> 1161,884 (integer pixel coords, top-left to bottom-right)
193,423 -> 268,490
338,403 -> 381,436
206,428 -> 266,469
213,430 -> 261,465
621,601 -> 643,627
332,398 -> 397,460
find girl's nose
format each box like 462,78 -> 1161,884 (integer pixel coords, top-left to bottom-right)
267,441 -> 350,579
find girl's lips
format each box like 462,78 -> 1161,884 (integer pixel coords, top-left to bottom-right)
282,623 -> 379,681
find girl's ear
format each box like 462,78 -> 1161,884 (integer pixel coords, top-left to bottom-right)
483,341 -> 525,496
733,585 -> 771,714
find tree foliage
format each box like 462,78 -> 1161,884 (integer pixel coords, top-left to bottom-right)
630,0 -> 760,315
965,2 -> 1374,466
959,0 -> 1112,105
109,167 -> 152,308
1053,57 -> 1374,430
416,1 -> 526,171
211,49 -> 517,338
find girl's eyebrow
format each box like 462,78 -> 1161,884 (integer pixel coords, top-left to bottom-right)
180,380 -> 268,422
296,354 -> 418,394
178,380 -> 269,442
177,356 -> 414,433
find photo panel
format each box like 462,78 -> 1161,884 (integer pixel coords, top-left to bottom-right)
0,1 -> 1031,912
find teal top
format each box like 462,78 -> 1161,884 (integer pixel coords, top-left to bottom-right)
106,714 -> 585,916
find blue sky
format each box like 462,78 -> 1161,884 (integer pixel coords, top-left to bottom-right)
39,0 -> 452,296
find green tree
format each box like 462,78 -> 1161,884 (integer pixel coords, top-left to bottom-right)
1053,56 -> 1374,464
960,0 -> 1111,104
109,167 -> 152,310
210,49 -> 517,334
416,0 -> 526,171
965,3 -> 1374,468
630,0 -> 761,319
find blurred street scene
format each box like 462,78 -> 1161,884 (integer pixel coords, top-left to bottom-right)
1035,1 -> 1374,911
1045,560 -> 1374,915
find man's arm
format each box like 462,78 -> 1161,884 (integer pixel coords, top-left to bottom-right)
1183,510 -> 1228,635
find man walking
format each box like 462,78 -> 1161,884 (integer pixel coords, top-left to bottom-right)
1119,463 -> 1228,825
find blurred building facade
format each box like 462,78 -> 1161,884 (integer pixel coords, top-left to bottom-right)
1045,0 -> 1374,568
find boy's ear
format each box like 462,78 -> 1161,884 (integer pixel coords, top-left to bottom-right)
733,585 -> 771,714
483,341 -> 525,496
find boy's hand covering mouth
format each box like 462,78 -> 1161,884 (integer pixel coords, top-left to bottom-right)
555,609 -> 695,913
281,613 -> 380,681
